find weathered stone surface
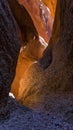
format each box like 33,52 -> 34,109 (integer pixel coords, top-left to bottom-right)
0,94 -> 73,129
17,0 -> 73,109
0,0 -> 21,112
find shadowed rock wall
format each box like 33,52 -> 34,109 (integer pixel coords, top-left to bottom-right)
0,0 -> 21,111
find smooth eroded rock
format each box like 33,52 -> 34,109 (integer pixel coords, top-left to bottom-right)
17,0 -> 73,110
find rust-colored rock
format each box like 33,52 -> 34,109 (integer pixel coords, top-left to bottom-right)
18,0 -> 53,42
11,38 -> 45,98
39,0 -> 60,68
7,0 -> 38,44
17,0 -> 73,110
7,0 -> 46,60
11,0 -> 57,101
9,0 -> 48,97
8,0 -> 53,96
42,0 -> 57,18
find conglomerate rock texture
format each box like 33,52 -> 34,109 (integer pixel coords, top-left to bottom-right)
17,0 -> 73,110
0,95 -> 73,129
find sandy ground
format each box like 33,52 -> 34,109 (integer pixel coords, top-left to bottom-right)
0,93 -> 73,130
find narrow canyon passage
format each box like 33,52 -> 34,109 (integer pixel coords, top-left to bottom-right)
0,0 -> 73,129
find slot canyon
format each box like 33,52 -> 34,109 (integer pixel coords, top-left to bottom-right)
0,0 -> 73,129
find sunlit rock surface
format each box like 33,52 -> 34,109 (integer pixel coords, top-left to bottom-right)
17,0 -> 73,110
7,0 -> 38,44
11,0 -> 53,98
11,39 -> 45,98
18,0 -> 53,42
42,0 -> 57,18
39,0 -> 60,68
11,0 -> 57,101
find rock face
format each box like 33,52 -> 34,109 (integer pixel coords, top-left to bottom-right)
0,0 -> 21,111
7,0 -> 46,61
8,0 -> 45,58
18,0 -> 53,42
7,0 -> 39,44
17,0 -> 73,109
42,0 -> 57,18
8,0 -> 47,97
10,0 -> 58,99
10,0 -> 54,97
39,0 -> 60,68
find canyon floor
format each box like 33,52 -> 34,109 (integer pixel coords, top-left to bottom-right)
0,93 -> 73,130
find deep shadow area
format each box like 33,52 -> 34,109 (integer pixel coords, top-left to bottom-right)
0,94 -> 73,129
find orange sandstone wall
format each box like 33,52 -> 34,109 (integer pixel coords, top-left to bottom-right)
18,0 -> 53,42
42,0 -> 57,18
11,0 -> 57,99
